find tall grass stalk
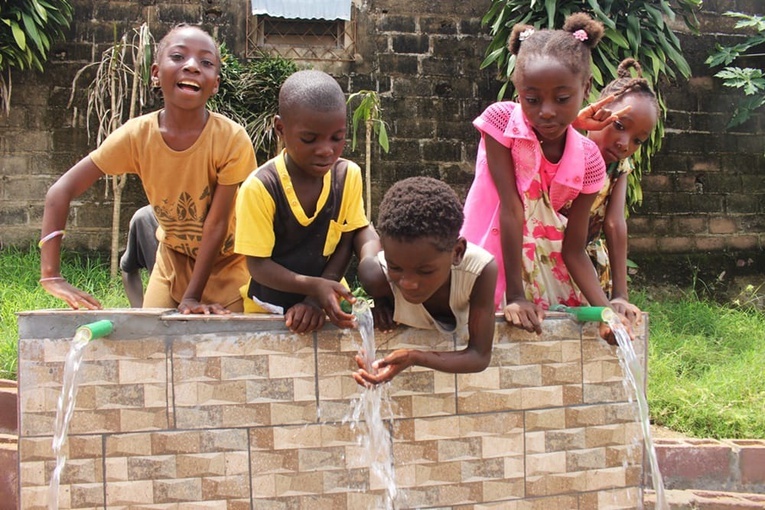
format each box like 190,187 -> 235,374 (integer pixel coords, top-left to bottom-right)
633,289 -> 765,439
0,247 -> 128,379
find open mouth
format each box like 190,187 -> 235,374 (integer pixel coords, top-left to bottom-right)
178,81 -> 201,92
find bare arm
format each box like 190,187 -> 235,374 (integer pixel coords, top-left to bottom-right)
484,135 -> 544,333
40,156 -> 105,309
603,173 -> 629,301
603,173 -> 641,324
122,271 -> 145,308
178,183 -> 238,314
562,192 -> 611,308
354,259 -> 498,385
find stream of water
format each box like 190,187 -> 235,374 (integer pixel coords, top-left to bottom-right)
607,317 -> 668,510
346,300 -> 398,509
47,328 -> 92,510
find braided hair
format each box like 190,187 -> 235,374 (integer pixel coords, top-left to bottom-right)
601,58 -> 659,117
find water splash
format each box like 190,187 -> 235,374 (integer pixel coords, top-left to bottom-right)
346,299 -> 398,509
607,316 -> 667,510
48,328 -> 91,510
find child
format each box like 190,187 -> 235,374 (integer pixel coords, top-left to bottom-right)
574,58 -> 659,326
121,205 -> 159,308
354,176 -> 498,386
235,70 -> 369,334
39,25 -> 257,314
461,13 -> 626,337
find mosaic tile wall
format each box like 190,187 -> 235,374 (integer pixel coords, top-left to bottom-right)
17,310 -> 647,509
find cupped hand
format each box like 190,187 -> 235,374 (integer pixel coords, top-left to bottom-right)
285,301 -> 326,334
41,277 -> 102,310
178,298 -> 230,315
503,298 -> 544,334
574,95 -> 632,132
353,349 -> 411,386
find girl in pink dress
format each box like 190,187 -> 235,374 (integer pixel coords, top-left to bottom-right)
462,13 -> 628,337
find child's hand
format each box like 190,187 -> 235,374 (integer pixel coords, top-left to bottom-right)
574,95 -> 632,132
371,297 -> 395,332
285,301 -> 326,334
609,297 -> 642,327
312,279 -> 356,329
598,312 -> 635,345
178,298 -> 230,315
353,349 -> 411,386
40,277 -> 102,310
503,298 -> 544,334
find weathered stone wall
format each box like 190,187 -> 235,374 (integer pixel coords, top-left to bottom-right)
17,311 -> 647,508
0,0 -> 762,262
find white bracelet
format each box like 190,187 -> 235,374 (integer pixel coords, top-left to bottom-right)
38,230 -> 66,248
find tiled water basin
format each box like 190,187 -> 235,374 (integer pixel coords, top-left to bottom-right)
17,309 -> 647,509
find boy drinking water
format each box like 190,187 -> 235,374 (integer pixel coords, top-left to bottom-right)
235,70 -> 370,334
354,177 -> 498,386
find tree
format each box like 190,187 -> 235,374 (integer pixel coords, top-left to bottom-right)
0,0 -> 73,115
706,12 -> 765,130
347,90 -> 389,220
480,0 -> 701,207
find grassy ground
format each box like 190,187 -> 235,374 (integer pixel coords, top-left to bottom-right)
1,247 -> 763,439
0,246 -> 128,379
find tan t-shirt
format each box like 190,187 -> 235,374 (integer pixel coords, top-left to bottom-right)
91,110 -> 257,258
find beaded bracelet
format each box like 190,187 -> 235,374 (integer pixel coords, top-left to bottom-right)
38,230 -> 65,248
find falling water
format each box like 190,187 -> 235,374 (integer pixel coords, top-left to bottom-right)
347,300 -> 398,509
47,328 -> 91,510
607,316 -> 667,510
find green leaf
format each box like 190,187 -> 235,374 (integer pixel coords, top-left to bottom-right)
10,21 -> 26,50
378,123 -> 389,153
544,0 -> 556,28
605,28 -> 629,50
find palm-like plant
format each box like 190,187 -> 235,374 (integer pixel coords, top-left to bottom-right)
0,0 -> 74,115
481,0 -> 701,207
68,23 -> 155,278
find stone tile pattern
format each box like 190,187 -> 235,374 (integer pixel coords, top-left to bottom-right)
18,312 -> 647,509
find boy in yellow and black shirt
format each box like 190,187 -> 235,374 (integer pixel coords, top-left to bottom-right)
235,70 -> 372,334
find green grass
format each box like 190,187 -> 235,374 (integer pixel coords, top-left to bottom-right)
633,289 -> 765,439
1,247 -> 763,439
0,246 -> 128,379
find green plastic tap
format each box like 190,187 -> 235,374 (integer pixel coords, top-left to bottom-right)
75,320 -> 114,341
550,306 -> 615,323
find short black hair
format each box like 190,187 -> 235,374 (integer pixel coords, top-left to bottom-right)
377,176 -> 463,252
509,12 -> 604,86
278,70 -> 346,119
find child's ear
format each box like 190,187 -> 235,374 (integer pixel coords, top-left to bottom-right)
452,237 -> 467,266
583,75 -> 593,99
274,115 -> 285,139
212,76 -> 220,95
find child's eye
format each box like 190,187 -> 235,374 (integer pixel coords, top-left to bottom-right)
416,269 -> 436,276
170,53 -> 184,61
524,97 -> 538,104
300,137 -> 316,144
556,96 -> 570,103
613,121 -> 625,131
634,138 -> 645,146
202,60 -> 215,68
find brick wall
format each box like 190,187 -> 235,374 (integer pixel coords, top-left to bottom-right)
0,0 -> 762,264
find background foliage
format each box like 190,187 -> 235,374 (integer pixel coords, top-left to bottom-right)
0,0 -> 74,115
706,12 -> 765,130
480,0 -> 701,208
